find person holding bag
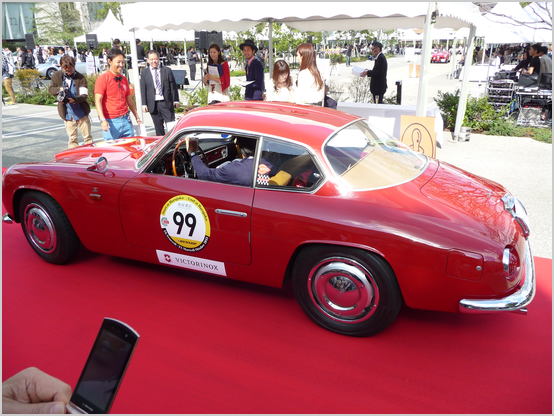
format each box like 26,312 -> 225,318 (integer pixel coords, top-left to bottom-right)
202,44 -> 230,104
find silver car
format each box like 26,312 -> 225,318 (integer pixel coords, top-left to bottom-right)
37,55 -> 97,79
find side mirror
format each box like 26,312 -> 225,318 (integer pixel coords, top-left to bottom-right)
87,156 -> 108,173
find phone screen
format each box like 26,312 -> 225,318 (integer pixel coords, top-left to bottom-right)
69,319 -> 139,414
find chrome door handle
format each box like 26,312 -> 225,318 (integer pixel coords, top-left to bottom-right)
215,209 -> 247,218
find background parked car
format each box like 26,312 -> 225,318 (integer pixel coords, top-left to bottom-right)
36,55 -> 97,79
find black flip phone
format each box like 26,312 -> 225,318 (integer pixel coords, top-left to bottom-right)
66,318 -> 139,414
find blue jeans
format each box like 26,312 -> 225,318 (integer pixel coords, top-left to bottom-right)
103,113 -> 134,140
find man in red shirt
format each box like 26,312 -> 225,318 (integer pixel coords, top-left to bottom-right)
95,48 -> 142,140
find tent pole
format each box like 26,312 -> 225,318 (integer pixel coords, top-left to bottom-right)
415,2 -> 436,117
268,19 -> 274,78
450,36 -> 458,78
453,24 -> 477,141
129,29 -> 144,132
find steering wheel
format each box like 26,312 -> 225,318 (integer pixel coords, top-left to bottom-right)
172,139 -> 206,177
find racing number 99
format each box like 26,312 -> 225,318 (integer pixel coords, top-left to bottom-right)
174,212 -> 196,237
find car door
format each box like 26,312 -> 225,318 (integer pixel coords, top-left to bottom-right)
119,173 -> 254,267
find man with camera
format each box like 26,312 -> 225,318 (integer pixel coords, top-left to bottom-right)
49,55 -> 93,149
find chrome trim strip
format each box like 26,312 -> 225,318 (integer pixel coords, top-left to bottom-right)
459,240 -> 535,314
2,213 -> 14,224
215,209 -> 247,218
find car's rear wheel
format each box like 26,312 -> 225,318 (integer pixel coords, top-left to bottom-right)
46,68 -> 56,80
19,191 -> 80,265
292,245 -> 402,337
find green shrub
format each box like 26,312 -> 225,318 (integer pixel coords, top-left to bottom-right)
229,70 -> 245,77
229,85 -> 242,101
330,54 -> 345,64
434,89 -> 500,131
487,117 -> 523,137
183,85 -> 208,109
85,73 -> 100,108
13,69 -> 43,96
434,89 -> 461,131
464,96 -> 499,131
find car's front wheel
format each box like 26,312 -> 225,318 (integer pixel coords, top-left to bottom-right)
292,246 -> 402,337
46,68 -> 56,80
19,191 -> 80,265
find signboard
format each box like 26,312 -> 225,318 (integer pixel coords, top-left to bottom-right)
400,115 -> 436,158
86,55 -> 96,76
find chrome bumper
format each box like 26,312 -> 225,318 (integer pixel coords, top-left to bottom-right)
459,240 -> 535,314
2,213 -> 14,224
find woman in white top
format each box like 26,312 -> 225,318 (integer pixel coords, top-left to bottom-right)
295,43 -> 325,106
265,60 -> 295,102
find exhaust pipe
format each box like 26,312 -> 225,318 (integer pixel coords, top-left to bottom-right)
511,308 -> 527,315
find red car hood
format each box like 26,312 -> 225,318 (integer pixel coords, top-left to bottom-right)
54,137 -> 159,167
421,161 -> 510,229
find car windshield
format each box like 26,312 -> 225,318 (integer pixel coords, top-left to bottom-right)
324,120 -> 428,190
135,124 -> 181,169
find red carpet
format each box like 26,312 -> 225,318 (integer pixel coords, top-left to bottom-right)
2,190 -> 552,413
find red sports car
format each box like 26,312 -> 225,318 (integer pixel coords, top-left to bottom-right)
431,50 -> 451,63
2,102 -> 534,336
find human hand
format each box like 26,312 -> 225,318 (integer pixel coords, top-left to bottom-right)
185,137 -> 198,154
361,70 -> 368,77
101,120 -> 109,132
174,102 -> 180,109
2,367 -> 72,414
142,105 -> 148,113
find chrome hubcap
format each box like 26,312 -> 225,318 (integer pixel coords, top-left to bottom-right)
308,257 -> 378,323
24,204 -> 57,254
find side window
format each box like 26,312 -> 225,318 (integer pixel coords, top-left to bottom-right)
256,139 -> 322,190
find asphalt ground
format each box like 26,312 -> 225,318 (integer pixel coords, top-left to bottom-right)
2,56 -> 551,258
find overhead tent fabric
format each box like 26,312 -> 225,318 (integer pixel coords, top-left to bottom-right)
121,2 -> 481,124
74,10 -> 194,44
122,2 -> 480,32
479,1 -> 552,44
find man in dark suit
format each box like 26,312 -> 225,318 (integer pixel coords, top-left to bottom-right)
361,41 -> 388,104
136,39 -> 146,61
140,50 -> 180,136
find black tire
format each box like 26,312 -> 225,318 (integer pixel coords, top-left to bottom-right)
46,68 -> 56,80
19,191 -> 80,265
292,245 -> 402,337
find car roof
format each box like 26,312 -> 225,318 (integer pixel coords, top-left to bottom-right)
176,101 -> 361,150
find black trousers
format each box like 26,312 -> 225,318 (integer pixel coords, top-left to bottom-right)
188,64 -> 196,81
151,100 -> 175,136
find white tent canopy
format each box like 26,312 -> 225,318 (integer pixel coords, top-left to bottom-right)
74,10 -> 195,45
120,2 -> 482,131
479,1 -> 552,44
122,2 -> 480,32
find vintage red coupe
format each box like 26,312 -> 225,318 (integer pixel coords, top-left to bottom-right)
2,102 -> 535,336
431,50 -> 451,63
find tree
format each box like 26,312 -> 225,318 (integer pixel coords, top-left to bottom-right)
94,2 -> 126,24
33,3 -> 85,45
475,2 -> 552,30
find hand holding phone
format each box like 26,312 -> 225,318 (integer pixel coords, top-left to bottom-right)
66,318 -> 139,414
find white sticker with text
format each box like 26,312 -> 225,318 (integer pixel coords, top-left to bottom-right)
156,250 -> 226,276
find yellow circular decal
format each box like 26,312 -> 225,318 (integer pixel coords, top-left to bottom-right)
160,195 -> 211,252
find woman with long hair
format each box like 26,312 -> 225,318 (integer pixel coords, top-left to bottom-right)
265,60 -> 295,102
295,43 -> 325,106
202,43 -> 231,104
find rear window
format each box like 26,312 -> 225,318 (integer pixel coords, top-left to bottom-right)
324,120 -> 428,190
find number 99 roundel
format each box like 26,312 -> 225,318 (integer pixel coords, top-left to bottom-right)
160,195 -> 211,252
